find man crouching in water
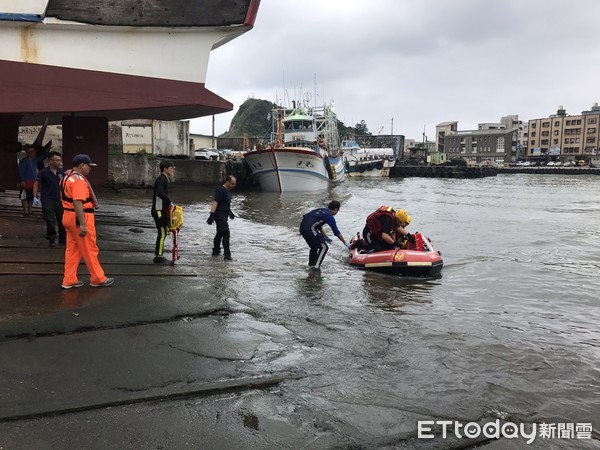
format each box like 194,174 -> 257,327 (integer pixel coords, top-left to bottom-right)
300,200 -> 350,270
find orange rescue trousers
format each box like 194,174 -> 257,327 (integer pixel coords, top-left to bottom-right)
62,210 -> 107,286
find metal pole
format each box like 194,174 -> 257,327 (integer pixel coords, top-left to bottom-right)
211,115 -> 216,149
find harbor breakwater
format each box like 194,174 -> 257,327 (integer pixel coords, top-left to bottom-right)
391,165 -> 600,178
390,165 -> 498,178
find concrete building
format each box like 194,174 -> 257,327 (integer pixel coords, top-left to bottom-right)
444,128 -> 515,165
478,115 -> 526,161
436,121 -> 458,153
527,104 -> 600,163
436,115 -> 524,163
189,133 -> 216,152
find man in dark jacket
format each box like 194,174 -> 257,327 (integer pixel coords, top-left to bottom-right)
299,200 -> 349,270
151,160 -> 175,263
33,150 -> 65,246
207,175 -> 236,260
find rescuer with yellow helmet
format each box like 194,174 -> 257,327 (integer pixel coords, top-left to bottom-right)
358,206 -> 414,252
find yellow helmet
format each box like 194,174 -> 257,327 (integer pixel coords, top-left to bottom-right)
395,209 -> 411,225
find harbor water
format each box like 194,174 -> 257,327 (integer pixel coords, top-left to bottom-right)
108,173 -> 599,446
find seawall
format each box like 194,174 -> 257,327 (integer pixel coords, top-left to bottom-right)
107,154 -> 227,187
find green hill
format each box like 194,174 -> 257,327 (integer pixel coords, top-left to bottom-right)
220,98 -> 275,139
220,97 -> 368,138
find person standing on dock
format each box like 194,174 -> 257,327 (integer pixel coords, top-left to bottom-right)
151,160 -> 175,264
299,200 -> 349,270
18,144 -> 48,216
59,154 -> 113,289
33,150 -> 66,247
207,175 -> 237,260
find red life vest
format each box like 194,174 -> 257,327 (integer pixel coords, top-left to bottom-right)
366,206 -> 396,239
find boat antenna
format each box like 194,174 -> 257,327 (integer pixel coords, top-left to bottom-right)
314,73 -> 317,109
282,70 -> 287,108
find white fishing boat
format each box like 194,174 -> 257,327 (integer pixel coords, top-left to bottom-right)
244,101 -> 345,192
342,139 -> 395,177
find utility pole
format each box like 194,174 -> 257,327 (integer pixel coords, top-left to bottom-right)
211,115 -> 216,149
391,117 -> 394,136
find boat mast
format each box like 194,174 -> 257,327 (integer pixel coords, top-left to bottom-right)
277,109 -> 283,146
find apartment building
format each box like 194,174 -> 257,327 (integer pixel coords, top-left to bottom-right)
527,104 -> 600,162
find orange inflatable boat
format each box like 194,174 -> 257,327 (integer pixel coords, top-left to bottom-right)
349,232 -> 443,276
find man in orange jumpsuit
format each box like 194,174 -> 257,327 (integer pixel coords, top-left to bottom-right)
60,154 -> 114,289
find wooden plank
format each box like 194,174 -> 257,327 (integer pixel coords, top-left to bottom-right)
46,0 -> 251,27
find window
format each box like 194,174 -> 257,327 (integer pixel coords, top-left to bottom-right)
554,121 -> 560,126
587,128 -> 596,134
541,139 -> 549,145
553,130 -> 559,136
588,118 -> 597,124
531,131 -> 536,137
553,139 -> 558,145
496,137 -> 505,150
542,122 -> 550,128
542,131 -> 549,137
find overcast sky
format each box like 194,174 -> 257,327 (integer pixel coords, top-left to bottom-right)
190,0 -> 600,141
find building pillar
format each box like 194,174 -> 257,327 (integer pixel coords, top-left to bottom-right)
62,116 -> 108,185
0,115 -> 24,191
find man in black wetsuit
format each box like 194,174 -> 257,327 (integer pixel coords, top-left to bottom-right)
151,160 -> 175,263
206,175 -> 236,260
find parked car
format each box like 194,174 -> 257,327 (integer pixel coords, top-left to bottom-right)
576,160 -> 586,166
546,161 -> 555,166
194,148 -> 219,160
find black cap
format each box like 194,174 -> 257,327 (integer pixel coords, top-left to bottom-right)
73,154 -> 97,166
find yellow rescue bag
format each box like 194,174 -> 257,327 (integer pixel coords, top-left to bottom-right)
168,205 -> 184,231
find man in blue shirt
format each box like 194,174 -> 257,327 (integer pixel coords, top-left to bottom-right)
33,151 -> 65,246
18,144 -> 48,216
299,200 -> 349,269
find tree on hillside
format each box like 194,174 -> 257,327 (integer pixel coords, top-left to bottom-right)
355,120 -> 370,135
